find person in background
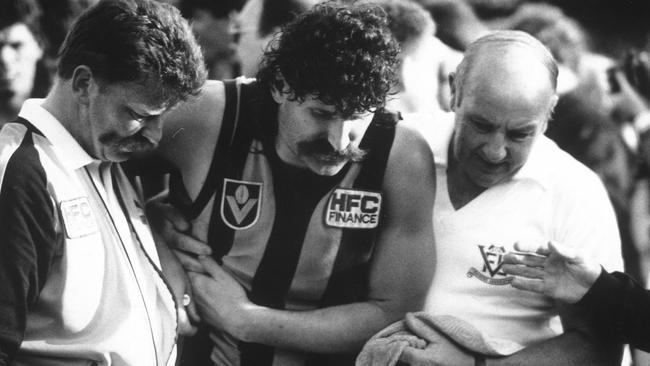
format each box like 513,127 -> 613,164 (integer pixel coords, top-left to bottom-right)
180,0 -> 244,79
0,0 -> 206,364
0,0 -> 49,123
236,0 -> 318,77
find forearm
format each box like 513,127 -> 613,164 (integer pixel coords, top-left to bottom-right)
578,270 -> 650,352
485,331 -> 622,366
233,301 -> 398,353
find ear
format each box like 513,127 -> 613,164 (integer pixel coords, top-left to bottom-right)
270,82 -> 286,104
71,65 -> 94,105
448,72 -> 458,111
541,94 -> 559,134
270,72 -> 292,104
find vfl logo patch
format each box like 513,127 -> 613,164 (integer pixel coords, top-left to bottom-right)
60,197 -> 98,239
467,245 -> 514,286
325,188 -> 381,229
221,179 -> 262,230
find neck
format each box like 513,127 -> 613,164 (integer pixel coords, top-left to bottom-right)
446,151 -> 485,210
41,80 -> 90,153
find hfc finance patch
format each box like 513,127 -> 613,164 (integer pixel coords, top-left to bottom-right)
221,178 -> 262,230
60,197 -> 98,238
325,188 -> 382,229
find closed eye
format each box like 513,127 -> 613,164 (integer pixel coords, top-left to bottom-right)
128,109 -> 148,123
471,120 -> 493,133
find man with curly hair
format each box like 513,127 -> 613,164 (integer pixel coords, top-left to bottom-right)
149,1 -> 437,365
0,0 -> 206,364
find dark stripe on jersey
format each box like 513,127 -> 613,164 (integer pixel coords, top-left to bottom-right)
176,80 -> 242,366
307,111 -> 397,366
169,80 -> 239,220
0,126 -> 56,361
240,150 -> 343,366
207,82 -> 258,261
319,111 -> 398,308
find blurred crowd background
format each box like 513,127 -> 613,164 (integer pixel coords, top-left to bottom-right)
3,0 -> 650,363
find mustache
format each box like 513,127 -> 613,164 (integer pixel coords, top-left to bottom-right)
297,138 -> 367,164
99,132 -> 156,152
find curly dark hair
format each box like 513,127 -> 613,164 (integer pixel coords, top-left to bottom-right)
256,1 -> 400,118
57,0 -> 206,104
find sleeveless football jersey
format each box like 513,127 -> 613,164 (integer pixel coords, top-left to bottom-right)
172,79 -> 398,366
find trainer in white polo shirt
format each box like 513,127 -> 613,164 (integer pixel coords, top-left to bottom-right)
0,1 -> 206,365
410,31 -> 623,365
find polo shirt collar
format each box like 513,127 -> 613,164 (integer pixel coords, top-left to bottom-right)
18,98 -> 97,170
511,135 -> 554,190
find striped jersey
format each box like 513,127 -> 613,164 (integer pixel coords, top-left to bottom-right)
172,79 -> 398,366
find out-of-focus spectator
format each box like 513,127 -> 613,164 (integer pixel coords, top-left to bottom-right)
416,0 -> 488,51
180,0 -> 244,79
376,0 -> 459,115
373,0 -> 457,158
0,0 -> 48,122
237,0 -> 318,77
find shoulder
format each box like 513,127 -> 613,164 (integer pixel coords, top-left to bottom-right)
537,137 -> 607,196
389,122 -> 436,175
158,80 -> 226,180
381,123 -> 437,204
0,123 -> 48,190
0,124 -> 51,215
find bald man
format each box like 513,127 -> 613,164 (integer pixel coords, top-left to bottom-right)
384,31 -> 623,365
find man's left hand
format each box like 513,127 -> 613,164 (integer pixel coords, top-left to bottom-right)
398,327 -> 475,366
189,256 -> 255,339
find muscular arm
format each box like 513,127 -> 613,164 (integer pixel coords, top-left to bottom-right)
0,136 -> 57,364
158,80 -> 225,200
192,125 -> 437,353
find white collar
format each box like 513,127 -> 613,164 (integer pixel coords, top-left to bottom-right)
18,98 -> 97,170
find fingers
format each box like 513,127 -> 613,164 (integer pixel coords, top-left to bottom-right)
510,277 -> 546,294
399,346 -> 432,365
501,263 -> 545,279
170,231 -> 212,256
146,197 -> 190,232
513,241 -> 550,256
198,255 -> 226,279
547,241 -> 578,262
502,252 -> 545,267
174,249 -> 205,273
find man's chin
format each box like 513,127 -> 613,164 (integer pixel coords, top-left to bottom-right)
307,160 -> 347,176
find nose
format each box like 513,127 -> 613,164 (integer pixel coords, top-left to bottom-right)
140,117 -> 163,145
0,45 -> 15,68
327,119 -> 356,151
482,133 -> 507,163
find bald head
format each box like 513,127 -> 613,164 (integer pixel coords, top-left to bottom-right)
451,30 -> 558,110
